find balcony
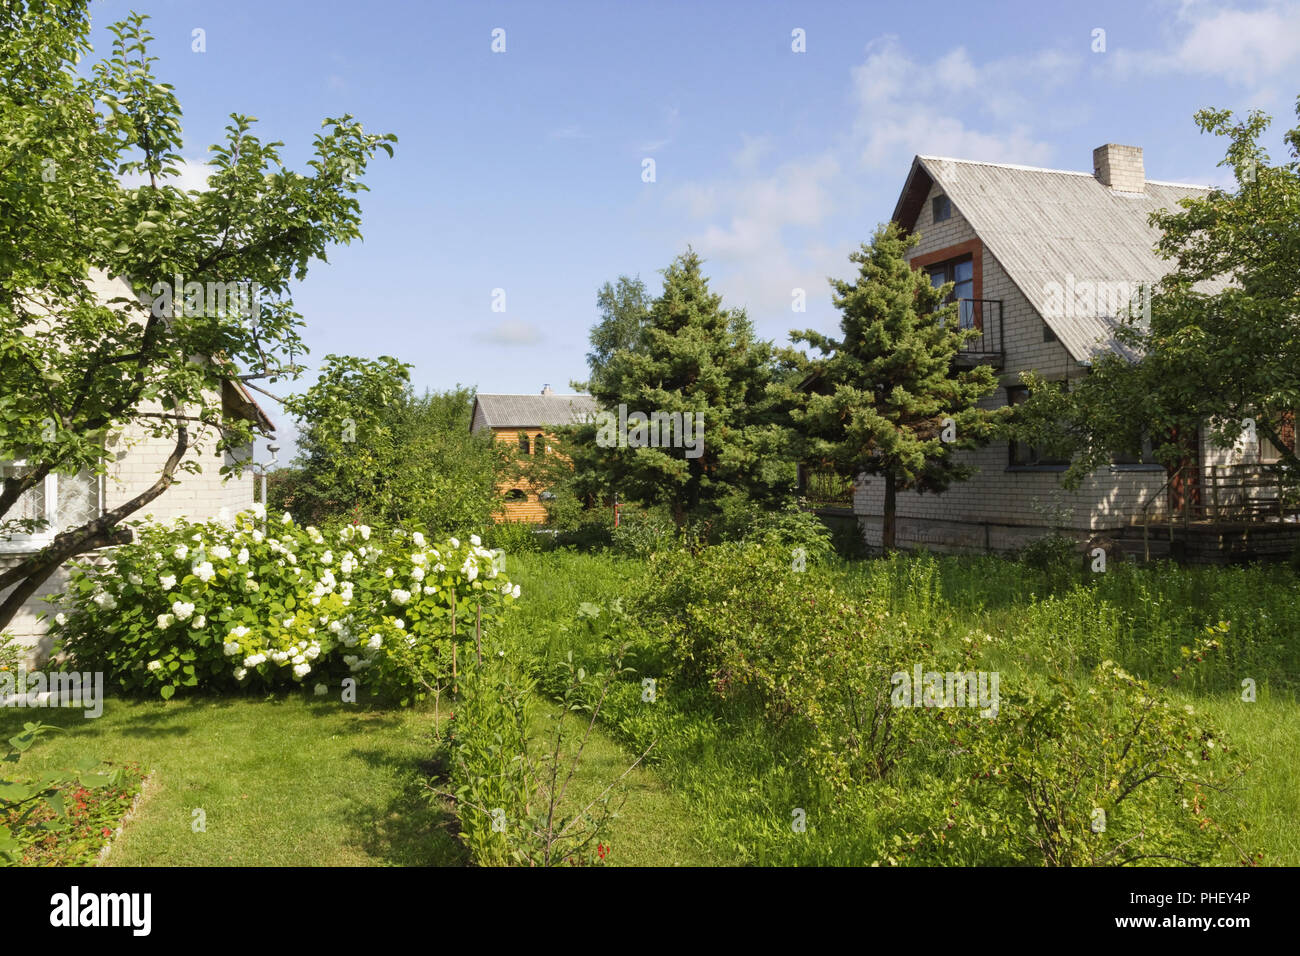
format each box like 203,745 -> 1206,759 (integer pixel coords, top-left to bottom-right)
953,298 -> 1003,369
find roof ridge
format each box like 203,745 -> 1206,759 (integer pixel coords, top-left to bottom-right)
919,155 -> 1215,191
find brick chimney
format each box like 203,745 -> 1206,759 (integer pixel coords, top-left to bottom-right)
1093,144 -> 1145,193
540,384 -> 554,395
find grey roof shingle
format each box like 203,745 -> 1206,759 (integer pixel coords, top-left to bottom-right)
906,156 -> 1227,363
472,393 -> 599,430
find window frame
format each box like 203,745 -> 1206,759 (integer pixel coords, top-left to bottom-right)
1005,386 -> 1070,470
0,461 -> 105,553
0,461 -> 57,551
1258,412 -> 1296,463
927,255 -> 976,329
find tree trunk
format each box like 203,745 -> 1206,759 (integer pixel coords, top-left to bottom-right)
0,424 -> 188,634
882,471 -> 897,552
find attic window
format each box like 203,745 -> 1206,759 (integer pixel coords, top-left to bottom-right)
931,195 -> 951,223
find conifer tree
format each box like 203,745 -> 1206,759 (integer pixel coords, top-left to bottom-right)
585,250 -> 789,529
790,223 -> 1004,550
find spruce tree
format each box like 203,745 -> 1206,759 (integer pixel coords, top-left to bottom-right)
790,222 -> 1004,550
586,250 -> 789,529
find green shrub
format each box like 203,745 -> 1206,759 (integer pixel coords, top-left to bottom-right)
0,722 -> 122,865
555,509 -> 615,552
0,634 -> 24,674
880,629 -> 1254,866
822,513 -> 871,560
610,509 -> 676,558
51,508 -> 520,703
444,656 -> 536,866
483,520 -> 547,556
630,541 -> 937,797
443,602 -> 634,866
1018,531 -> 1082,591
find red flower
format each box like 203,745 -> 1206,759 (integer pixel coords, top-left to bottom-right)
597,843 -> 609,860
102,827 -> 112,837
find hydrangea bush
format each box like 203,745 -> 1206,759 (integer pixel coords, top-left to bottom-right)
50,507 -> 519,702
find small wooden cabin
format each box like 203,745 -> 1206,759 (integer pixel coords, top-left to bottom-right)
470,387 -> 598,523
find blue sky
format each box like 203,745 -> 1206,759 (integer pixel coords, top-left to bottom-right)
88,0 -> 1300,456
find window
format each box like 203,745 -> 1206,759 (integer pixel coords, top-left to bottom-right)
517,431 -> 530,454
504,489 -> 528,502
1254,412 -> 1295,462
0,462 -> 102,551
931,195 -> 952,223
1043,323 -> 1058,343
1111,435 -> 1159,466
1006,387 -> 1069,468
928,256 -> 975,328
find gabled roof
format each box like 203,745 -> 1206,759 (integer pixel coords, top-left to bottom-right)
892,155 -> 1226,363
222,379 -> 276,435
472,393 -> 599,430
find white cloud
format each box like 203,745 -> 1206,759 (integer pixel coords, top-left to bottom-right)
669,148 -> 848,320
1109,1 -> 1300,86
638,105 -> 680,154
477,319 -> 544,346
732,134 -> 772,173
850,36 -> 1071,168
666,37 -> 1081,321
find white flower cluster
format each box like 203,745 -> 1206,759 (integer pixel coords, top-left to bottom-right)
68,507 -> 522,697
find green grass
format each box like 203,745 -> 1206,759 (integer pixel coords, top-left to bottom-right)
1194,690 -> 1300,865
503,548 -> 1300,866
9,547 -> 1294,866
1,696 -> 463,866
0,686 -> 713,866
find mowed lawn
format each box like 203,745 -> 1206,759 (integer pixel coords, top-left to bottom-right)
0,693 -> 715,866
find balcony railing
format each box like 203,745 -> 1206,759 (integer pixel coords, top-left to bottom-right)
953,298 -> 1003,367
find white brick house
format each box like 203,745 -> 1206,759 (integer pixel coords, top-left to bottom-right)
844,144 -> 1284,554
0,274 -> 274,657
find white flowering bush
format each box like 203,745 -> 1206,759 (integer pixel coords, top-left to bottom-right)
51,509 -> 519,702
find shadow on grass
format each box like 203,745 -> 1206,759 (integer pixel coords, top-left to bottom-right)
344,745 -> 467,867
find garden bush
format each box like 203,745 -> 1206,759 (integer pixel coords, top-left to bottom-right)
574,542 -> 1260,866
441,602 -> 633,866
1,722 -> 123,865
879,630 -> 1254,866
609,509 -> 676,558
50,507 -> 520,703
482,520 -> 548,556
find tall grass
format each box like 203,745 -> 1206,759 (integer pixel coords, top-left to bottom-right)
500,549 -> 1299,865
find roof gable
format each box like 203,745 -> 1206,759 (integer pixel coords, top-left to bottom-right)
471,393 -> 599,430
894,155 -> 1223,363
